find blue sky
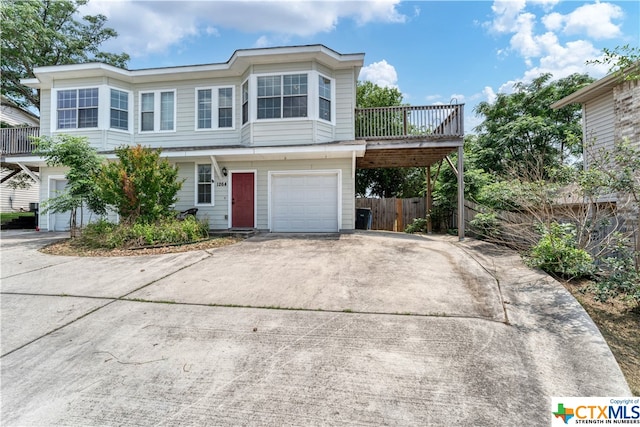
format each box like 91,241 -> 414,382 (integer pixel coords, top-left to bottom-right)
81,0 -> 640,131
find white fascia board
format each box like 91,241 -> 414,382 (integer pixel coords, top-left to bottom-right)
159,144 -> 366,160
25,45 -> 365,88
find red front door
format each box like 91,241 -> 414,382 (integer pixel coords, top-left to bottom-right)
231,172 -> 254,228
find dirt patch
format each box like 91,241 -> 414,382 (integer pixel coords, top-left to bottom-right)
40,237 -> 241,257
562,279 -> 640,396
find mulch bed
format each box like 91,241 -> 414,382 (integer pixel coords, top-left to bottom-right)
40,236 -> 241,257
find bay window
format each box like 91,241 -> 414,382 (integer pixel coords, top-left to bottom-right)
57,88 -> 98,129
319,76 -> 332,122
257,74 -> 307,119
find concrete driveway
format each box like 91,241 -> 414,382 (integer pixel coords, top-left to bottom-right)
0,230 -> 630,426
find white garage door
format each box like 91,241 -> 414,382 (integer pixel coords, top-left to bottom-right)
52,179 -> 71,231
271,172 -> 339,232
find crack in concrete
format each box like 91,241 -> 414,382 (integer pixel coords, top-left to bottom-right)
0,251 -> 214,358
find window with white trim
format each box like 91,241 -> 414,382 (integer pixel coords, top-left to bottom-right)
257,74 -> 307,119
319,76 -> 332,122
139,90 -> 175,132
196,87 -> 234,130
56,88 -> 98,129
110,89 -> 129,130
242,81 -> 249,124
196,164 -> 213,205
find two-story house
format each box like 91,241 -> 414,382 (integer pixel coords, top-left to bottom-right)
552,66 -> 639,261
4,45 -> 465,235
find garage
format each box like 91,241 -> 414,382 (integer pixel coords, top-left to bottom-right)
50,179 -> 71,231
270,171 -> 340,232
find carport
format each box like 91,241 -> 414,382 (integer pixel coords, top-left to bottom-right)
355,104 -> 465,238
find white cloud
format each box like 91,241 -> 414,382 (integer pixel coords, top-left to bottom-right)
541,12 -> 563,31
485,0 -> 622,95
482,86 -> 497,104
509,12 -> 540,59
529,0 -> 560,12
562,2 -> 623,40
359,60 -> 399,89
80,0 -> 407,57
487,0 -> 527,33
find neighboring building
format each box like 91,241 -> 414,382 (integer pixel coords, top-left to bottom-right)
4,45 -> 465,233
552,67 -> 640,168
0,96 -> 40,213
1,96 -> 40,127
552,67 -> 639,257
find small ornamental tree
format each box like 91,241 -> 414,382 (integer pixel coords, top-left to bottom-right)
34,135 -> 106,235
98,145 -> 183,224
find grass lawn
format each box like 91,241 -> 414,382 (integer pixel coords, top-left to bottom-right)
563,279 -> 640,396
0,212 -> 34,225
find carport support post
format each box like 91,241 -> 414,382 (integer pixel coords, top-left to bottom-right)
426,165 -> 432,233
457,146 -> 465,240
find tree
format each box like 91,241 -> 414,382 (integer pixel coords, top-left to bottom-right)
474,73 -> 594,177
1,0 -> 129,111
34,135 -> 107,235
355,81 -> 425,197
588,44 -> 640,82
97,145 -> 183,224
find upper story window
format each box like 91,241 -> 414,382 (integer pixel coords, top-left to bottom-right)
140,90 -> 175,132
196,86 -> 234,130
257,74 -> 307,119
242,81 -> 249,125
319,76 -> 332,122
110,89 -> 129,131
57,88 -> 98,129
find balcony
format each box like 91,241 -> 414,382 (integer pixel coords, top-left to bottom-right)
355,104 -> 464,169
355,104 -> 464,142
0,127 -> 39,156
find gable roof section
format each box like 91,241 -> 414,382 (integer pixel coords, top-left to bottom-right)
0,95 -> 40,125
22,44 -> 365,89
551,63 -> 639,109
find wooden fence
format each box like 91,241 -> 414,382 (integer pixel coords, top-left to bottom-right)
355,197 -> 426,231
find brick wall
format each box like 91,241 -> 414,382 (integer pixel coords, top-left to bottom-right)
613,79 -> 640,147
613,79 -> 640,263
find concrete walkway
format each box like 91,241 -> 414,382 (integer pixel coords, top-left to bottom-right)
0,230 -> 630,426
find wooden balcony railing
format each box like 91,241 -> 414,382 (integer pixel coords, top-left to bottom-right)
0,127 -> 39,155
355,104 -> 464,141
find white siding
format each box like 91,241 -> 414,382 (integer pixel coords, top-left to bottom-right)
40,90 -> 51,137
0,170 -> 39,212
583,92 -> 614,166
0,105 -> 39,127
316,121 -> 334,143
334,69 -> 356,141
251,121 -> 314,146
252,62 -> 313,74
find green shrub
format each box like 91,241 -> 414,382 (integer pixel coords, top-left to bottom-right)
526,222 -> 594,278
404,217 -> 429,234
469,212 -> 500,240
77,217 -> 209,249
593,245 -> 640,305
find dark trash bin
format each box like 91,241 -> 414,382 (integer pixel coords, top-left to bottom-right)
30,202 -> 39,227
355,208 -> 372,230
